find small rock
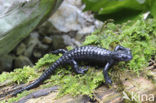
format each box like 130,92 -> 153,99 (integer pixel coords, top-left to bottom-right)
33,50 -> 42,58
42,36 -> 52,44
62,35 -> 81,47
37,42 -> 49,50
16,43 -> 26,55
49,1 -> 82,32
52,35 -> 66,49
76,25 -> 95,40
14,56 -> 33,68
0,55 -> 14,72
38,21 -> 59,35
52,35 -> 81,49
23,32 -> 48,58
24,32 -> 39,57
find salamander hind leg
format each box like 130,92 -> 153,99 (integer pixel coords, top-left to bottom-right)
70,60 -> 88,74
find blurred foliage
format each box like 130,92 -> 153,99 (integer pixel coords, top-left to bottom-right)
82,0 -> 156,22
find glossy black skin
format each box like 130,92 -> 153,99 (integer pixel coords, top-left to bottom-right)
12,45 -> 132,96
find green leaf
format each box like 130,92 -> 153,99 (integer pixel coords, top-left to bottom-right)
82,0 -> 156,21
149,0 -> 156,19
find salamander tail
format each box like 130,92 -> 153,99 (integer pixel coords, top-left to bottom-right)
11,59 -> 62,96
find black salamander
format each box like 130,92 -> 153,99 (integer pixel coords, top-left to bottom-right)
12,45 -> 132,96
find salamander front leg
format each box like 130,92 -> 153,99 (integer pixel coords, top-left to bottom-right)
50,49 -> 67,54
70,60 -> 88,74
103,62 -> 113,84
114,45 -> 128,51
114,45 -> 131,54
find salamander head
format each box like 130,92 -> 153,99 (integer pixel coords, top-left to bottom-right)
112,49 -> 133,61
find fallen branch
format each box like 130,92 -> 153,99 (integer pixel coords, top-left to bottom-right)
15,86 -> 58,103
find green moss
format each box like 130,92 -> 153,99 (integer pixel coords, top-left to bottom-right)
0,66 -> 39,103
35,54 -> 61,69
0,72 -> 10,83
57,68 -> 104,98
0,66 -> 38,84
